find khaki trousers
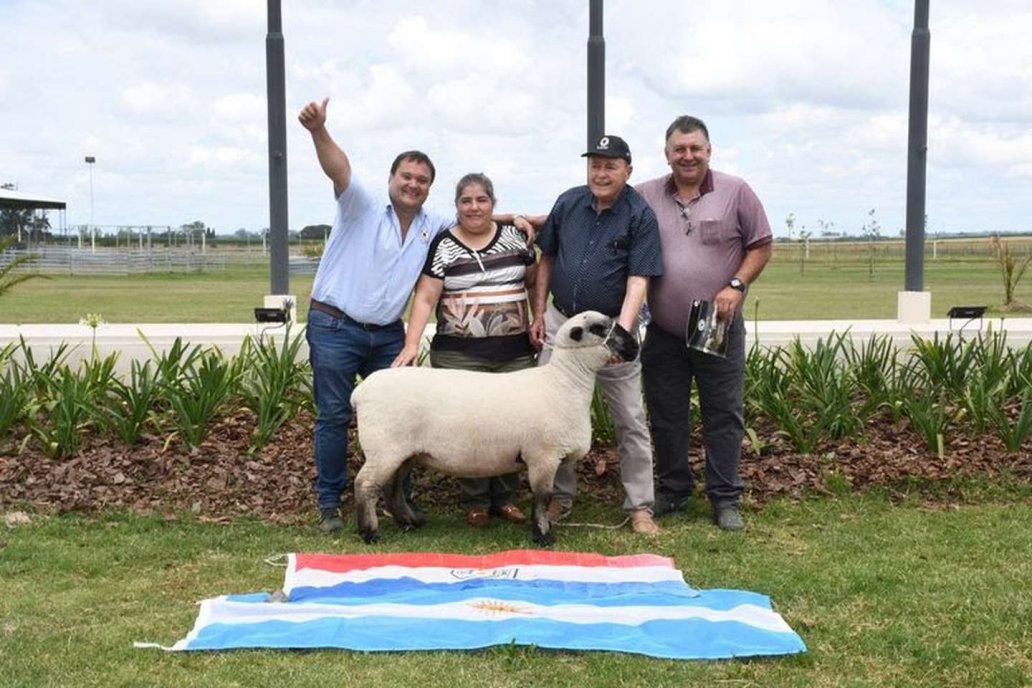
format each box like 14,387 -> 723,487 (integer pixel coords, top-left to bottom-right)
538,304 -> 655,513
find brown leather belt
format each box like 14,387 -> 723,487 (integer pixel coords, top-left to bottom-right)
309,299 -> 397,331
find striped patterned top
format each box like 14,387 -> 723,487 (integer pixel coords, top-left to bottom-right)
422,223 -> 536,360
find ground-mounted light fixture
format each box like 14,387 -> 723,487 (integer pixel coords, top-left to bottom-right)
254,307 -> 289,324
946,305 -> 987,332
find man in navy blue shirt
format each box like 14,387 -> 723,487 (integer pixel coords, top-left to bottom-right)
530,135 -> 663,535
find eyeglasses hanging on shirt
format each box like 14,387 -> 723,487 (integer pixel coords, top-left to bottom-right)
679,204 -> 694,235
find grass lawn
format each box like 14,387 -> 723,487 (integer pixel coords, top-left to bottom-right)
749,256 -> 1028,321
2,490 -> 1030,687
0,264 -> 316,325
2,242 -> 1029,323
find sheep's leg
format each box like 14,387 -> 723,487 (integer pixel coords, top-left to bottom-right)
530,490 -> 554,547
386,460 -> 426,530
525,458 -> 561,547
383,469 -> 405,522
354,465 -> 383,544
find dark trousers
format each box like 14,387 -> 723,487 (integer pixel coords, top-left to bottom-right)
641,317 -> 746,508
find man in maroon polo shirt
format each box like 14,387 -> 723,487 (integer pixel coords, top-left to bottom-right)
635,116 -> 773,531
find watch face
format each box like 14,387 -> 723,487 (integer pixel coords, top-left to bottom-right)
730,278 -> 745,291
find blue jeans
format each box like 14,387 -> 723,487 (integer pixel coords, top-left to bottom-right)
306,308 -> 404,510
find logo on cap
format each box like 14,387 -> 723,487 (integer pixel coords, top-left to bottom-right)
582,134 -> 631,163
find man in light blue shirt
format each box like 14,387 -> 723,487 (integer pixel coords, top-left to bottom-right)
299,97 -> 452,533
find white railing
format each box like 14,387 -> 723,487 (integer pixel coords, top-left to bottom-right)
0,247 -> 227,275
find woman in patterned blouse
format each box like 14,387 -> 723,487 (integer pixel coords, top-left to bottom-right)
391,172 -> 537,528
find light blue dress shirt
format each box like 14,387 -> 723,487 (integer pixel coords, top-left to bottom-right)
310,175 -> 452,325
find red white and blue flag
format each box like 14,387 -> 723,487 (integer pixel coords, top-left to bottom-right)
139,550 -> 806,660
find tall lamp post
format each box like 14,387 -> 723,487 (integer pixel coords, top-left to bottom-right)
587,0 -> 605,148
84,156 -> 96,252
266,0 -> 289,296
899,0 -> 931,322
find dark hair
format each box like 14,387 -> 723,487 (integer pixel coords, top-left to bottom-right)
665,116 -> 710,143
454,172 -> 496,205
390,150 -> 436,183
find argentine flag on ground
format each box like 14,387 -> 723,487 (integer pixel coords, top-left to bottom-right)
139,550 -> 806,660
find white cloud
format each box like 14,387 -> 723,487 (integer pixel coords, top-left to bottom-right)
213,93 -> 265,123
121,82 -> 198,116
189,146 -> 258,167
1,0 -> 1029,236
101,0 -> 263,44
387,16 -> 531,76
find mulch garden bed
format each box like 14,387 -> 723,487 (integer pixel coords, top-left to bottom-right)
1,410 -> 1029,523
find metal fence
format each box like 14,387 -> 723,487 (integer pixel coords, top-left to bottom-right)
0,247 -> 228,275
289,256 -> 320,275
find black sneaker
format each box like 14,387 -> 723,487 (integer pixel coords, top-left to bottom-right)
715,505 -> 745,531
652,493 -> 691,517
318,507 -> 344,534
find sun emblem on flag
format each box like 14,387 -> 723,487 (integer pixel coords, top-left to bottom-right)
469,600 -> 532,616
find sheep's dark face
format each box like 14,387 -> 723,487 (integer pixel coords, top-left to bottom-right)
556,311 -> 639,361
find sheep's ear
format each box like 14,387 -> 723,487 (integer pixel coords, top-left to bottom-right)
568,326 -> 584,341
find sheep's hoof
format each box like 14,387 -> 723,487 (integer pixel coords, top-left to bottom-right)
531,528 -> 555,548
394,509 -> 426,531
409,502 -> 428,528
359,529 -> 380,544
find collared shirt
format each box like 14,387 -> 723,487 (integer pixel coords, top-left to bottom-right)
537,185 -> 662,318
422,223 -> 535,360
310,175 -> 452,325
635,170 -> 772,338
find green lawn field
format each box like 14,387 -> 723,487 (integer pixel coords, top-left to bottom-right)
2,489 -> 1030,688
2,237 -> 1031,686
1,239 -> 1029,323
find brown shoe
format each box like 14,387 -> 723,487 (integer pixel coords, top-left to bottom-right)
629,510 -> 661,536
466,509 -> 490,528
493,504 -> 527,524
547,498 -> 571,524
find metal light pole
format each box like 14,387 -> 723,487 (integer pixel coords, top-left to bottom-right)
904,0 -> 930,293
266,0 -> 289,296
897,0 -> 931,323
587,0 -> 605,148
85,155 -> 96,252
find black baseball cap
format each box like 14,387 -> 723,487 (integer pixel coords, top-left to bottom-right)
581,135 -> 632,164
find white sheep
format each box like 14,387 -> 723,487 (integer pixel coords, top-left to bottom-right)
350,310 -> 639,546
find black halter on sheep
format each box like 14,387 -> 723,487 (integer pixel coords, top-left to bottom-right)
350,310 -> 639,546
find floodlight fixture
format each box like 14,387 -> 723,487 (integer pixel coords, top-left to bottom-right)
254,307 -> 289,324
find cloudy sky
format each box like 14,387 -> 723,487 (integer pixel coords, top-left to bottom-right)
2,0 -> 1030,237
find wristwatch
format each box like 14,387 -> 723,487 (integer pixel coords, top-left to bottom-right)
728,277 -> 746,292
